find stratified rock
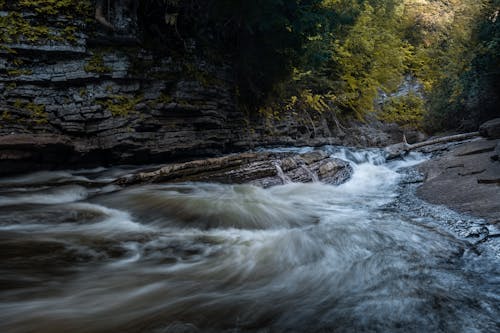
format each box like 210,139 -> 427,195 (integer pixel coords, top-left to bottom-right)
417,138 -> 500,224
479,118 -> 500,139
0,6 -> 405,175
115,151 -> 352,188
0,134 -> 76,175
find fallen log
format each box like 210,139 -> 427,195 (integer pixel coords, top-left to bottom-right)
385,132 -> 479,159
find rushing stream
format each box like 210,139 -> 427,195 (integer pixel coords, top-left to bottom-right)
0,147 -> 499,333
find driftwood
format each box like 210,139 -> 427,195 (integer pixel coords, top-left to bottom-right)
385,132 -> 480,159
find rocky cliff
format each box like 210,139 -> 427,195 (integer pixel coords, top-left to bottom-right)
0,2 -> 404,175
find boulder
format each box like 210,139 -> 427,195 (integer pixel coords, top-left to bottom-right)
479,118 -> 500,139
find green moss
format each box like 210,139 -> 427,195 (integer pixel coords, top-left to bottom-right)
146,92 -> 175,109
9,99 -> 48,125
7,69 -> 33,76
6,58 -> 33,77
0,45 -> 15,54
61,26 -> 78,44
13,99 -> 24,109
1,110 -> 12,122
0,12 -> 51,44
84,53 -> 112,74
25,102 -> 48,124
0,1 -> 91,45
98,95 -> 144,117
17,0 -> 92,17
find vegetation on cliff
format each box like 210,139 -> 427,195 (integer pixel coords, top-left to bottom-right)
0,0 -> 91,45
135,0 -> 500,132
1,0 -> 498,132
260,0 -> 498,132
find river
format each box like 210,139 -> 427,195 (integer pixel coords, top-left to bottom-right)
0,147 -> 499,333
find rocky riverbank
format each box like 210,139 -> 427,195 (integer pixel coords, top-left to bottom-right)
416,122 -> 500,225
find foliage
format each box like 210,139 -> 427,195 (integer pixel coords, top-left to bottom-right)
264,0 -> 496,131
424,0 -> 500,131
2,0 -> 497,132
378,94 -> 426,129
329,1 -> 414,116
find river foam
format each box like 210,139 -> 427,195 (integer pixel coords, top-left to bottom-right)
0,147 -> 498,333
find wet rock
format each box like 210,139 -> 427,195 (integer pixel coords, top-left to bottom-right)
417,138 -> 500,224
115,151 -> 353,188
479,118 -> 500,139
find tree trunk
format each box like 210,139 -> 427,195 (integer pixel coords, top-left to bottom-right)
385,132 -> 479,159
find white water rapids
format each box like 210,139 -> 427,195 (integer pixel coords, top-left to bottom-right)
0,147 -> 498,333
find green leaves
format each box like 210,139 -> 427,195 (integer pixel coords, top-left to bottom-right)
418,0 -> 498,130
328,1 -> 414,115
141,0 -> 496,129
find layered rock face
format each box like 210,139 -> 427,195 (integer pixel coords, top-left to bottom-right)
0,3 -> 403,175
115,151 -> 353,188
0,5 -> 244,174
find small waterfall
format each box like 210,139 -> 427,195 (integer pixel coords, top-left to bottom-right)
300,165 -> 319,182
273,162 -> 292,184
0,147 -> 498,333
329,147 -> 387,165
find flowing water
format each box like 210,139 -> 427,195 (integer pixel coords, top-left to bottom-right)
0,148 -> 499,333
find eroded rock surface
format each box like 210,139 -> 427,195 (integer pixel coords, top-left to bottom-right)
116,151 -> 353,188
417,138 -> 500,224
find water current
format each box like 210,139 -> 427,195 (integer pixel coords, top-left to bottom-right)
0,147 -> 498,333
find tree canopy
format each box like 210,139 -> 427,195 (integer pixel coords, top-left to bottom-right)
155,0 -> 497,131
3,0 -> 495,131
